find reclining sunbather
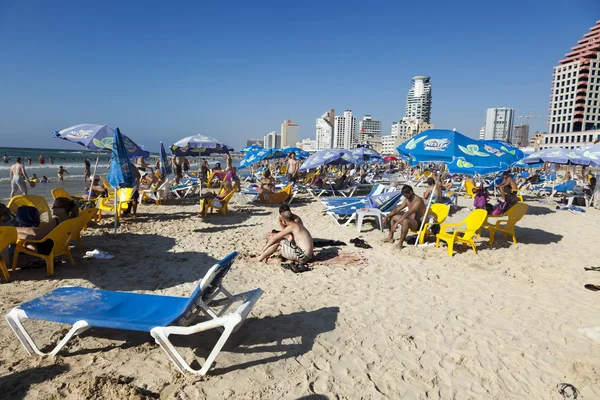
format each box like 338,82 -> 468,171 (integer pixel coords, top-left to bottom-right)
200,181 -> 234,216
255,211 -> 313,264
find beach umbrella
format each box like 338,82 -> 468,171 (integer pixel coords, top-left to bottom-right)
352,148 -> 382,163
397,129 -> 509,175
299,149 -> 358,172
170,134 -> 232,156
520,147 -> 590,166
241,145 -> 263,153
239,148 -> 285,168
281,147 -> 310,160
107,127 -> 136,233
577,143 -> 600,167
364,190 -> 403,209
479,140 -> 525,165
53,124 -> 149,200
383,156 -> 398,162
159,141 -> 172,176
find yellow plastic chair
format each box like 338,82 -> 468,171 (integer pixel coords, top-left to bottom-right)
72,208 -> 98,248
464,181 -> 477,199
409,203 -> 450,244
0,226 -> 17,281
99,176 -> 113,190
478,202 -> 528,244
97,188 -> 135,221
435,209 -> 488,257
259,184 -> 292,205
12,217 -> 83,276
200,189 -> 235,217
51,188 -> 75,200
8,195 -> 52,224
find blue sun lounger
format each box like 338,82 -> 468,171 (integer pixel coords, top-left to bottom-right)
5,251 -> 262,376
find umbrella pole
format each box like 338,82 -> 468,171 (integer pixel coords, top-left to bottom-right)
88,151 -> 101,203
114,188 -> 118,234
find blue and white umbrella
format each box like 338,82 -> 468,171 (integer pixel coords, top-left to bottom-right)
171,134 -> 232,156
53,124 -> 149,158
159,141 -> 172,176
352,148 -> 383,164
479,140 -> 525,165
299,149 -> 358,172
281,147 -> 310,160
577,143 -> 600,167
365,190 -> 403,209
397,129 -> 509,175
241,145 -> 263,153
107,127 -> 137,233
239,148 -> 284,168
520,147 -> 590,166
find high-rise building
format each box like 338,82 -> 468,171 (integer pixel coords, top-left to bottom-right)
544,20 -> 600,148
484,107 -> 515,141
263,131 -> 281,149
299,138 -> 317,152
512,124 -> 530,147
281,120 -> 299,148
333,110 -> 357,149
357,115 -> 381,144
479,127 -> 485,140
246,138 -> 264,147
315,109 -> 335,150
381,134 -> 397,155
405,76 -> 432,123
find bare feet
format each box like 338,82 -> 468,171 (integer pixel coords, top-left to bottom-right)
266,257 -> 283,265
395,242 -> 404,249
383,237 -> 394,243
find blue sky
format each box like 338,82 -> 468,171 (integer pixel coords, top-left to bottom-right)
0,0 -> 598,152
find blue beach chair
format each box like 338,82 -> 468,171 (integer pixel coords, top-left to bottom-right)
5,251 -> 262,376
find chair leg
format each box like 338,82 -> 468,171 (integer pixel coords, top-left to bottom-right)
66,250 -> 75,266
356,214 -> 364,232
447,241 -> 454,257
488,229 -> 495,245
471,241 -> 477,254
0,259 -> 10,281
46,255 -> 54,276
11,248 -> 20,272
435,237 -> 440,248
512,232 -> 517,244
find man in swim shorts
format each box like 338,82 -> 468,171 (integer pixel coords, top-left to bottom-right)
255,211 -> 313,264
9,157 -> 29,198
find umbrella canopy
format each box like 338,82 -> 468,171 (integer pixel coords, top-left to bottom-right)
281,147 -> 310,160
479,140 -> 525,165
577,143 -> 600,167
352,148 -> 382,163
239,148 -> 285,168
397,129 -> 509,175
171,134 -> 232,156
159,141 -> 172,175
107,127 -> 136,189
241,145 -> 263,153
299,149 -> 358,172
520,147 -> 591,166
53,124 -> 149,158
383,156 -> 398,162
365,190 -> 403,209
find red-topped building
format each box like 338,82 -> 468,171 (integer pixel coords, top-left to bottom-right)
544,20 -> 600,149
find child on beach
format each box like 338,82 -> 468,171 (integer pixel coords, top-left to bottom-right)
57,166 -> 68,182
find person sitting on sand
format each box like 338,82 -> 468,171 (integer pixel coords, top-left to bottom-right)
199,181 -> 234,216
383,185 -> 426,249
498,171 -> 517,201
16,197 -> 79,255
255,210 -> 313,264
265,204 -> 303,241
423,177 -> 443,203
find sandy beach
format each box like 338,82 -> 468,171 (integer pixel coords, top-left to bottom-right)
1,186 -> 600,399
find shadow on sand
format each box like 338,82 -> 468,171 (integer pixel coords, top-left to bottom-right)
522,204 -> 556,215
0,364 -> 69,400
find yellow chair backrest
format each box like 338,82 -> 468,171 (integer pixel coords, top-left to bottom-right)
462,209 -> 488,241
259,184 -> 292,204
428,203 -> 450,224
51,188 -> 74,200
7,195 -> 52,223
206,171 -> 215,186
43,217 -> 83,253
78,208 -> 99,226
465,181 -> 476,197
219,189 -> 236,204
118,188 -> 134,203
423,171 -> 431,178
100,176 -> 112,189
0,226 -> 17,252
500,203 -> 528,229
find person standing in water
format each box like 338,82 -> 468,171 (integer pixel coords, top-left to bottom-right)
84,158 -> 91,182
39,154 -> 45,164
2,155 -> 8,164
9,157 -> 30,197
58,166 -> 69,182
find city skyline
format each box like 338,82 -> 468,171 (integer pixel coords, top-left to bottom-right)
0,2 -> 598,152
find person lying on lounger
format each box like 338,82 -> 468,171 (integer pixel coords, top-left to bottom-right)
254,210 -> 313,264
199,181 -> 234,216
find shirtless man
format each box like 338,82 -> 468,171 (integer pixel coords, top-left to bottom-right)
286,153 -> 300,183
498,171 -> 517,201
265,204 -> 303,241
226,153 -> 233,171
173,156 -> 186,184
255,211 -> 313,264
383,185 -> 426,249
9,157 -> 29,197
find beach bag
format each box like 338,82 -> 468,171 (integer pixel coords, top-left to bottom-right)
491,202 -> 509,216
473,187 -> 488,209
